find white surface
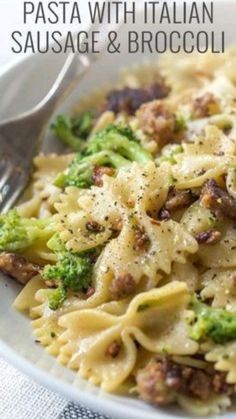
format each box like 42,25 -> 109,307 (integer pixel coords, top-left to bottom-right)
1,1 -> 236,419
0,358 -> 67,419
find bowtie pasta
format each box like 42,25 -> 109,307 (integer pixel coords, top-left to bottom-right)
3,48 -> 236,416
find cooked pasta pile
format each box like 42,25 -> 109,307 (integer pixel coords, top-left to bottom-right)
2,48 -> 236,415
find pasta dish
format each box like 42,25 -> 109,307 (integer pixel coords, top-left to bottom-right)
1,49 -> 236,416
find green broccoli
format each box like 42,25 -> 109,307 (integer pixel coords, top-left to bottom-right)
47,233 -> 66,252
189,297 -> 236,344
86,125 -> 152,164
54,150 -> 131,189
54,124 -> 153,189
0,209 -> 52,252
73,111 -> 93,139
158,144 -> 184,165
48,286 -> 67,311
52,112 -> 93,152
42,252 -> 93,310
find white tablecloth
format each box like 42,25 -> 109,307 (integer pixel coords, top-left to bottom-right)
0,358 -> 110,419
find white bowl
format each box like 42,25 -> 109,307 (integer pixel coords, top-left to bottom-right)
1,2 -> 236,418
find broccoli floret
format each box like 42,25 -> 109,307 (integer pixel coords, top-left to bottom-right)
47,233 -> 66,252
54,152 -> 95,189
48,286 -> 66,311
54,124 -> 153,189
73,111 -> 93,139
54,150 -> 131,189
190,297 -> 236,344
42,252 -> 93,310
86,124 -> 152,164
43,252 -> 92,291
0,210 -> 51,252
158,144 -> 184,165
52,112 -> 93,152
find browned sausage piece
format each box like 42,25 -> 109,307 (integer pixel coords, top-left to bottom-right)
105,82 -> 170,115
136,360 -> 177,406
133,226 -> 149,251
158,187 -> 198,220
85,220 -> 105,233
137,101 -> 176,147
92,165 -> 115,187
0,252 -> 40,285
193,92 -> 220,118
158,208 -> 171,221
201,179 -> 236,220
136,357 -> 234,406
105,340 -> 121,358
195,230 -> 221,245
109,273 -> 136,300
165,187 -> 197,212
86,286 -> 95,298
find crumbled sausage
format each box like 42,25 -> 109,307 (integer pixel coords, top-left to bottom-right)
109,273 -> 136,300
133,227 -> 149,251
111,218 -> 123,238
105,82 -> 170,115
201,179 -> 236,220
158,187 -> 197,219
105,340 -> 121,358
165,187 -> 197,211
195,230 -> 221,245
136,360 -> 176,405
85,220 -> 104,233
86,286 -> 95,298
0,252 -> 40,285
137,101 -> 176,146
193,92 -> 220,118
136,357 -> 234,406
212,373 -> 231,394
158,208 -> 171,221
188,370 -> 212,400
92,165 -> 115,187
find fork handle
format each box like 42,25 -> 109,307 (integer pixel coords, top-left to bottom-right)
34,12 -> 123,123
34,52 -> 91,120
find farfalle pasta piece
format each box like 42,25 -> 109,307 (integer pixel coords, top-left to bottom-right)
31,289 -> 65,357
181,201 -> 214,237
58,282 -> 198,391
53,163 -> 197,296
19,154 -> 73,219
167,261 -> 199,292
54,162 -> 170,253
13,279 -> 64,357
172,152 -> 234,190
170,126 -> 236,189
200,268 -> 236,311
178,393 -> 231,416
13,275 -> 46,317
187,125 -> 235,156
94,216 -> 198,295
206,342 -> 236,384
54,185 -> 116,253
198,222 -> 236,268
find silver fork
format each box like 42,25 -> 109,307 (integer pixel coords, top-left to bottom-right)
0,21 -> 117,214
